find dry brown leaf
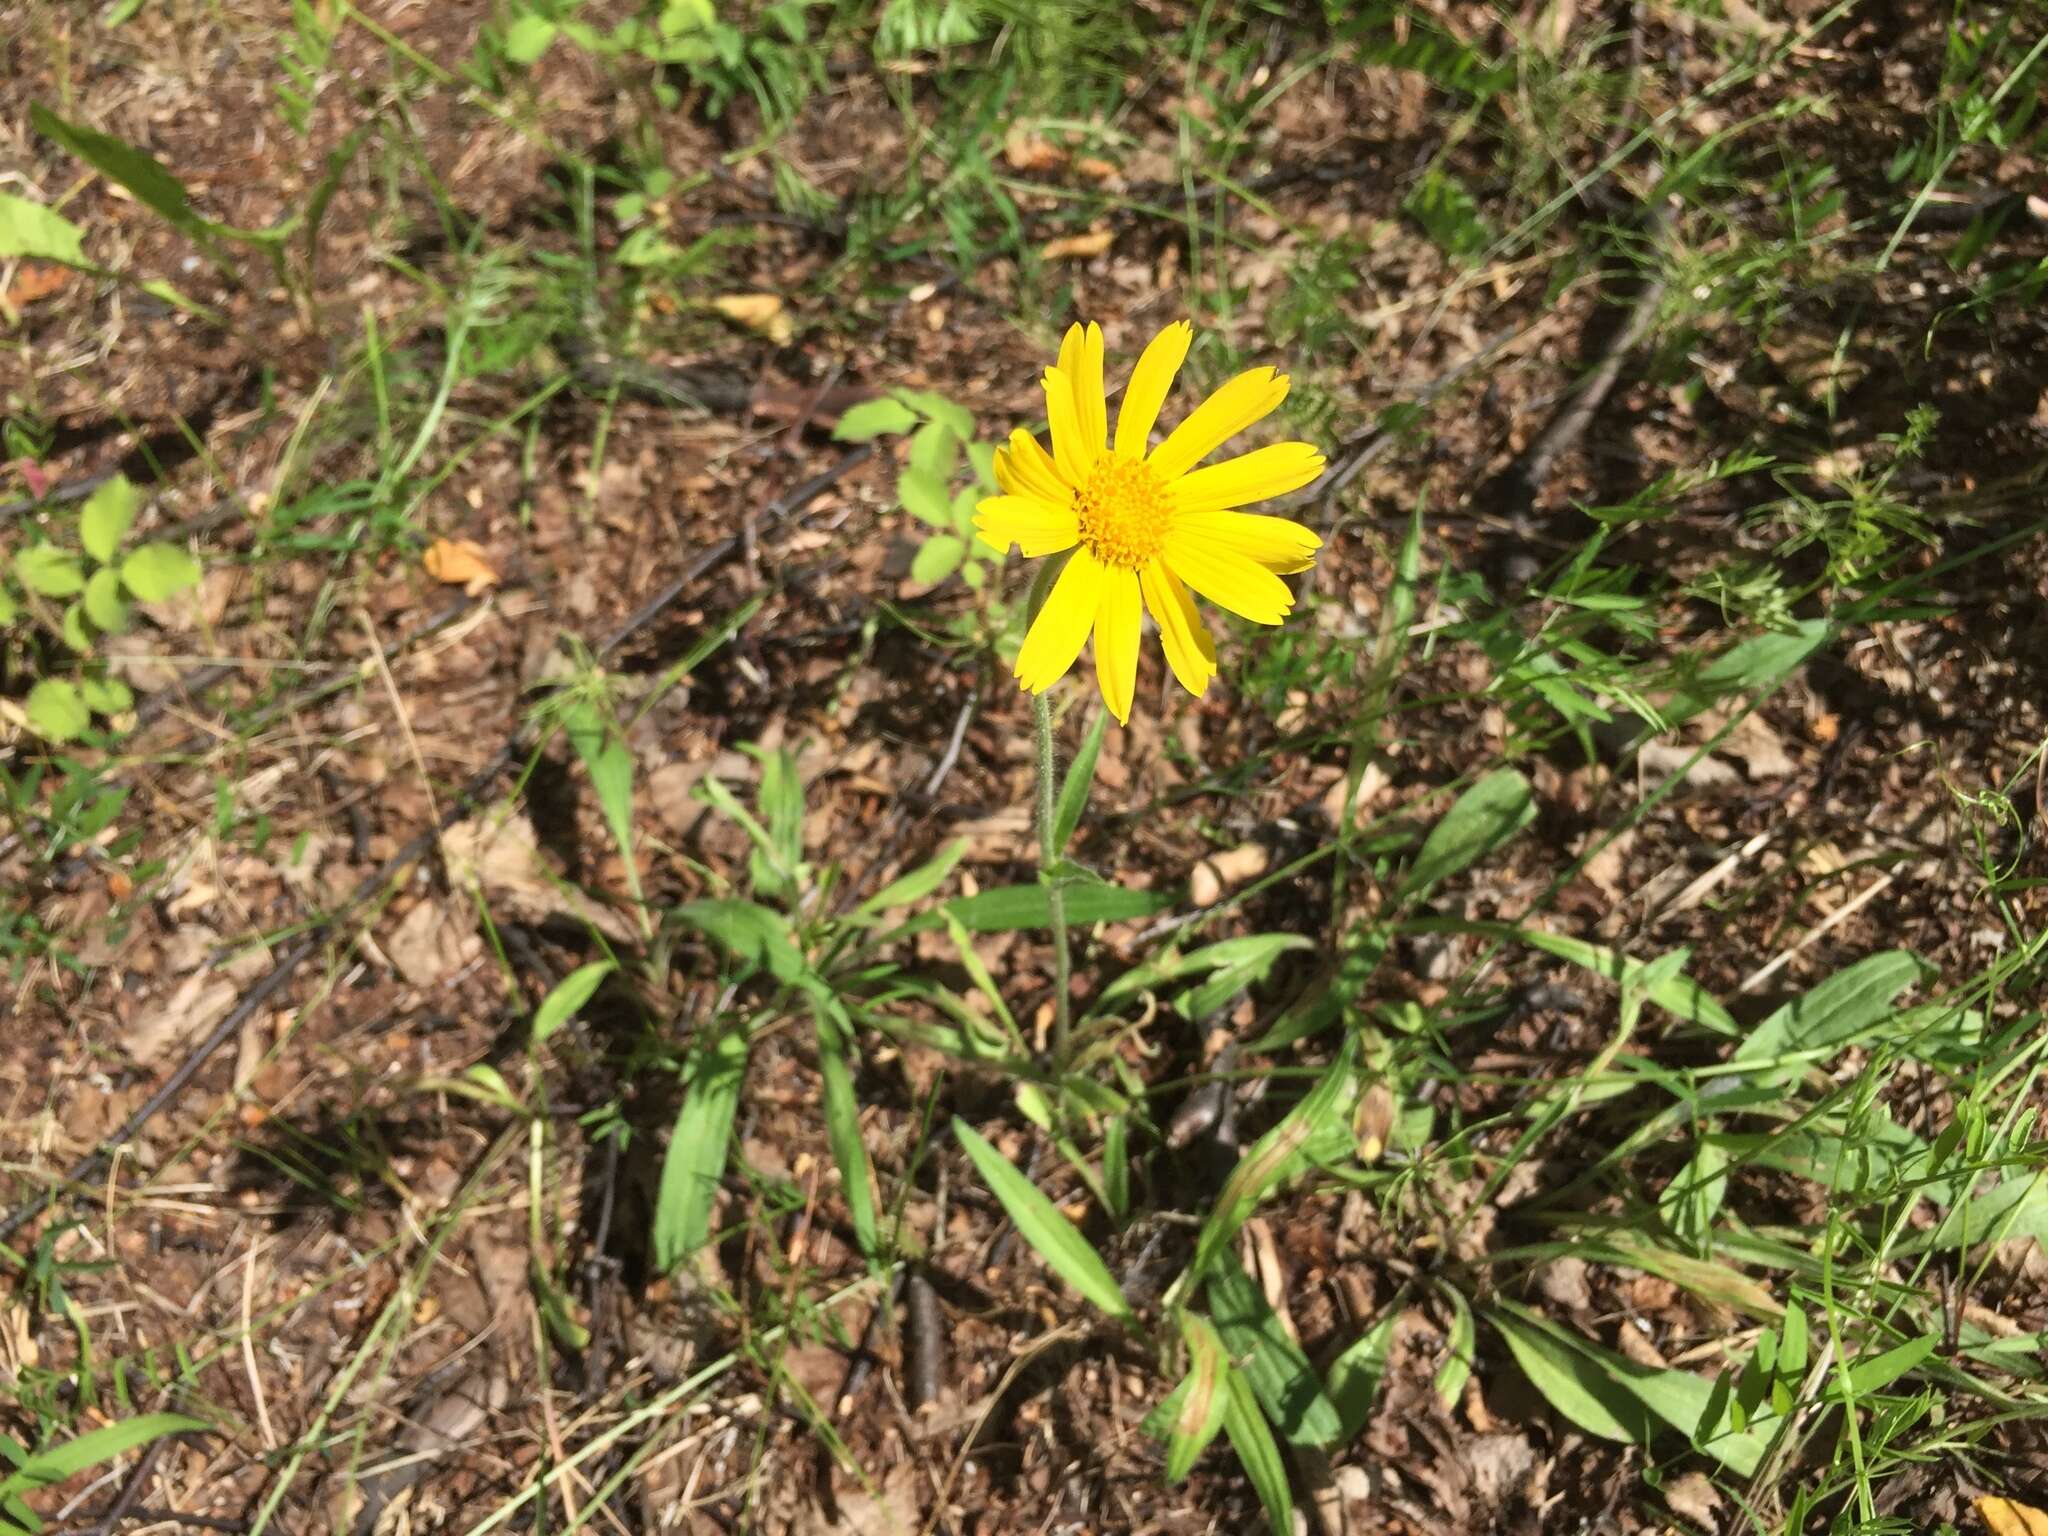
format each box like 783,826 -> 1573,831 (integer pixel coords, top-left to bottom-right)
1074,155 -> 1119,182
1320,760 -> 1390,830
1981,1499 -> 2048,1536
1532,0 -> 1574,53
443,807 -> 634,941
1040,228 -> 1114,262
1002,128 -> 1067,172
385,898 -> 483,988
1638,741 -> 1739,787
1723,713 -> 1798,779
1664,1472 -> 1724,1527
711,292 -> 794,343
423,537 -> 499,595
801,1463 -> 922,1536
1191,841 -> 1271,907
3,262 -> 72,309
126,972 -> 238,1065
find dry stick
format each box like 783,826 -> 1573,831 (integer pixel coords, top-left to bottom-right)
79,1437 -> 169,1536
1313,317 -> 1549,515
1504,199 -> 1674,506
0,448 -> 873,1246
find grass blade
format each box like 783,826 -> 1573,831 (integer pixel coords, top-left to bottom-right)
1051,706 -> 1109,855
952,1119 -> 1131,1321
652,1023 -> 749,1271
1221,1358 -> 1294,1533
1400,769 -> 1536,900
1207,1251 -> 1344,1447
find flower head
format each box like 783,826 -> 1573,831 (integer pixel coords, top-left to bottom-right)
975,321 -> 1324,724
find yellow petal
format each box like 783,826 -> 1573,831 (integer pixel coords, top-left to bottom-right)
996,428 -> 1070,503
1092,565 -> 1142,724
1149,367 -> 1290,481
1056,321 -> 1086,379
974,495 -> 1079,557
1172,442 -> 1326,514
1173,509 -> 1323,574
1015,552 -> 1106,693
1043,366 -> 1098,485
1115,320 -> 1193,459
1140,559 -> 1216,697
1073,321 -> 1108,462
970,495 -> 1081,557
1164,532 -> 1296,625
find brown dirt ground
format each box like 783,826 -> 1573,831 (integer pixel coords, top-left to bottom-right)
5,2 -> 2048,1534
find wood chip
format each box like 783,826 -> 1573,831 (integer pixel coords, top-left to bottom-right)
422,537 -> 499,595
1040,228 -> 1114,261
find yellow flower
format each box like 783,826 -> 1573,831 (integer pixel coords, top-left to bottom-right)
974,320 -> 1325,724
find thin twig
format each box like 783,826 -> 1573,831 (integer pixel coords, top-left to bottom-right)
1504,200 -> 1673,504
1315,318 -> 1549,514
80,1439 -> 167,1536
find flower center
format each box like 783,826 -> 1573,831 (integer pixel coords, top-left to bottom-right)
1074,454 -> 1172,570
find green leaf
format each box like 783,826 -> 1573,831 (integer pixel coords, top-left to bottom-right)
651,1023 -> 748,1271
32,105 -> 217,247
1179,935 -> 1316,1021
1208,1251 -> 1344,1447
1145,1313 -> 1229,1481
82,567 -> 130,632
502,13 -> 558,63
941,912 -> 1019,1040
1221,1361 -> 1293,1534
745,743 -> 806,897
531,960 -> 614,1044
121,541 -> 201,601
1486,1302 -> 1771,1475
832,397 -> 918,441
60,602 -> 90,653
950,485 -> 981,537
1731,950 -> 1933,1087
1103,933 -> 1316,1008
1361,498 -> 1424,703
942,881 -> 1171,933
1520,931 -> 1738,1036
1660,1137 -> 1731,1245
79,474 -> 139,563
1401,769 -> 1535,898
0,588 -> 16,626
1434,1283 -> 1476,1406
0,1414 -> 205,1494
1328,1305 -> 1403,1441
0,191 -> 86,265
899,466 -> 953,528
694,773 -> 791,900
910,534 -> 966,585
561,700 -> 636,874
1488,1302 -> 1651,1444
1841,1334 -> 1936,1397
814,999 -> 879,1265
15,544 -> 85,597
1052,706 -> 1108,855
669,899 -> 806,983
891,388 -> 974,440
1685,618 -> 1832,706
79,675 -> 132,717
907,420 -> 959,481
24,679 -> 89,742
851,838 -> 966,920
952,1119 -> 1131,1320
1179,1043 -> 1358,1299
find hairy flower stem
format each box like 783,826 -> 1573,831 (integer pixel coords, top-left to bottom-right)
1025,557 -> 1074,1060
